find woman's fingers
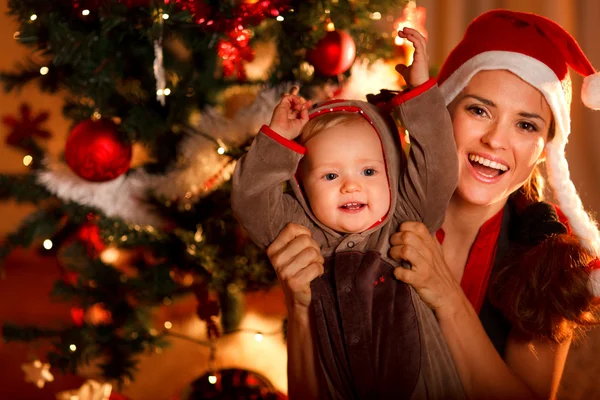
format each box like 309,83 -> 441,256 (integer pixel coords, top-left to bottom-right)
267,223 -> 323,277
270,234 -> 322,273
393,265 -> 418,285
267,223 -> 312,259
266,223 -> 324,308
288,262 -> 324,293
277,245 -> 324,281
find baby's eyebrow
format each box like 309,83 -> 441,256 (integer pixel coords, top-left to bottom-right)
357,159 -> 385,165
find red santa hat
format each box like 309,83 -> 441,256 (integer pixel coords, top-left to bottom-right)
437,10 -> 600,274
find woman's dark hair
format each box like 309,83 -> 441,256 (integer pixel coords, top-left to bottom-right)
490,202 -> 600,343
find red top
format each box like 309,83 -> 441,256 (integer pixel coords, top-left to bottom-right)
436,203 -> 574,314
436,208 -> 504,313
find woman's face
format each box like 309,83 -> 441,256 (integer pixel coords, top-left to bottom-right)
448,70 -> 552,207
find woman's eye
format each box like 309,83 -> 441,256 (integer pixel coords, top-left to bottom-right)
362,168 -> 376,176
518,121 -> 538,132
467,105 -> 487,117
324,173 -> 338,181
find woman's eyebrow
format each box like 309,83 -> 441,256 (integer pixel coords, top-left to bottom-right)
462,94 -> 547,124
518,111 -> 547,124
462,94 -> 496,107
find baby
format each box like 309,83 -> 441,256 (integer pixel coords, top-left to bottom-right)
232,28 -> 464,399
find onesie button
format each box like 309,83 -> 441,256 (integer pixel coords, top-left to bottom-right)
350,335 -> 360,345
344,286 -> 352,293
347,241 -> 355,248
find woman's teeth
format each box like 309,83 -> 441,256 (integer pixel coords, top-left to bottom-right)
468,154 -> 508,172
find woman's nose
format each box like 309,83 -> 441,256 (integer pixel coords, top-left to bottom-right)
481,122 -> 508,149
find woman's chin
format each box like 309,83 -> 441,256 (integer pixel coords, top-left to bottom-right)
455,185 -> 509,208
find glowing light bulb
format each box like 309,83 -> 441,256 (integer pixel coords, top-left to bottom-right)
370,12 -> 382,20
43,239 -> 53,250
30,14 -> 38,21
164,88 -> 171,96
69,344 -> 77,352
164,321 -> 172,329
254,333 -> 264,342
208,375 -> 217,384
217,147 -> 225,155
82,9 -> 90,16
162,13 -> 169,20
39,66 -> 49,75
100,248 -> 119,264
276,16 -> 284,21
326,21 -> 335,31
23,155 -> 33,166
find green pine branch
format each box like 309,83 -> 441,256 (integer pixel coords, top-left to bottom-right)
0,173 -> 53,203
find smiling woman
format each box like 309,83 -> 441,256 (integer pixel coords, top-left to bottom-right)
448,70 -> 552,208
389,10 -> 600,400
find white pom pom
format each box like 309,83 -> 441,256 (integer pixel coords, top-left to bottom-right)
582,72 -> 600,110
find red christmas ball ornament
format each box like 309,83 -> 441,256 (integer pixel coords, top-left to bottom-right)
64,119 -> 132,182
307,29 -> 356,77
183,368 -> 286,400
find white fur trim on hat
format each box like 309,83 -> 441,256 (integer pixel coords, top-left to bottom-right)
439,51 -> 571,151
439,50 -> 600,258
582,71 -> 600,110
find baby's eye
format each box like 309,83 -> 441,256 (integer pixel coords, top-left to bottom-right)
323,173 -> 338,181
362,168 -> 376,176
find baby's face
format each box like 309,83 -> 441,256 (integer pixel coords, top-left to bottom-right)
300,119 -> 391,233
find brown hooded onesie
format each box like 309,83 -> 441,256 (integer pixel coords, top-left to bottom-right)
232,79 -> 464,399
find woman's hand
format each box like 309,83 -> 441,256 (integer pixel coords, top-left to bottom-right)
395,27 -> 430,87
389,221 -> 462,313
268,86 -> 312,140
266,223 -> 324,311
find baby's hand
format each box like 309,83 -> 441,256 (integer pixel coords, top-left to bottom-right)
269,87 -> 312,140
395,27 -> 429,87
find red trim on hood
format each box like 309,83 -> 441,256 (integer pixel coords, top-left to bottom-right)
315,99 -> 347,108
389,77 -> 437,108
309,105 -> 373,122
261,124 -> 306,155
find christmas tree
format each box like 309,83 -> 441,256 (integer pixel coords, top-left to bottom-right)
0,0 -> 418,397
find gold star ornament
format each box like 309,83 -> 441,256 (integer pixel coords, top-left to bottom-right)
21,359 -> 54,388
